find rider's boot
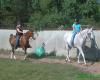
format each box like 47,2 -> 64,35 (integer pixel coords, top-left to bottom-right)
27,41 -> 32,48
27,44 -> 32,48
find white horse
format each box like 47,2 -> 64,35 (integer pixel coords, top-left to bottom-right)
64,28 -> 94,65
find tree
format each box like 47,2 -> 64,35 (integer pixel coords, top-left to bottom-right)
0,0 -> 99,29
80,0 -> 98,18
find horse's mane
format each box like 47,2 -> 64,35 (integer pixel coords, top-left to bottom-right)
25,30 -> 31,35
25,30 -> 33,34
80,29 -> 89,35
26,30 -> 30,34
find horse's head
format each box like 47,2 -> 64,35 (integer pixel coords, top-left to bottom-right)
25,30 -> 38,40
86,28 -> 94,40
25,30 -> 34,40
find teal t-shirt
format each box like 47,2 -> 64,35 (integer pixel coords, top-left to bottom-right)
72,23 -> 81,32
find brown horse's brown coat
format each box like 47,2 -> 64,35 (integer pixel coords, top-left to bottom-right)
9,30 -> 35,59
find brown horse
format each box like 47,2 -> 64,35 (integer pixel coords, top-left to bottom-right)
9,30 -> 38,60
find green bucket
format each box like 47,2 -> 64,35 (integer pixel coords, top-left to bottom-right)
34,44 -> 45,57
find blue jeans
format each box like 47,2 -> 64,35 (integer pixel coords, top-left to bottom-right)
15,33 -> 20,48
70,32 -> 77,46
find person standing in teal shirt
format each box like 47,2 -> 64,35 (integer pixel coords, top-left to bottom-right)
70,19 -> 82,47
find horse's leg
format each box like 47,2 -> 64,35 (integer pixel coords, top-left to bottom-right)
11,47 -> 14,59
65,44 -> 70,62
77,52 -> 81,64
76,49 -> 79,58
77,48 -> 81,63
11,46 -> 16,59
78,47 -> 86,65
66,49 -> 70,62
24,48 -> 27,60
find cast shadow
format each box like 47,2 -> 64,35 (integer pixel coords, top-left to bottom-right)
78,38 -> 100,64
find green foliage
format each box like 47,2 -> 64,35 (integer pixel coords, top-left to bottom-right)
62,0 -> 79,18
39,0 -> 51,13
2,16 -> 16,28
0,0 -> 100,29
27,12 -> 65,30
80,0 -> 98,18
27,11 -> 42,29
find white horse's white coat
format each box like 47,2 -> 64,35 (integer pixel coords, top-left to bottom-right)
64,28 -> 94,64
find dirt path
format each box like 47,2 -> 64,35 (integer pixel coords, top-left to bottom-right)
0,53 -> 100,74
35,58 -> 100,74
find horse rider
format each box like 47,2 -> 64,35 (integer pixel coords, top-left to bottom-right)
70,19 -> 82,47
15,24 -> 32,49
15,24 -> 23,49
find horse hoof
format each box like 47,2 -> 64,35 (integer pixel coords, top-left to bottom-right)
14,56 -> 16,60
24,58 -> 27,60
65,59 -> 67,61
68,60 -> 71,63
65,59 -> 71,63
82,63 -> 87,66
78,62 -> 81,64
83,62 -> 87,65
65,59 -> 68,62
78,63 -> 83,65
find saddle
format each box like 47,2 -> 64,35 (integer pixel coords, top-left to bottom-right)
16,35 -> 31,48
17,35 -> 23,47
69,32 -> 81,48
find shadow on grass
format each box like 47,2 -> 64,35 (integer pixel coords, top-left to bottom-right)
27,49 -> 62,59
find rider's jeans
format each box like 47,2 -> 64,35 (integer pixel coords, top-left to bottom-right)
70,31 -> 77,46
15,33 -> 20,48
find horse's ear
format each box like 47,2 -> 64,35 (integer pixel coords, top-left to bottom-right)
29,28 -> 34,32
90,27 -> 93,30
91,26 -> 94,30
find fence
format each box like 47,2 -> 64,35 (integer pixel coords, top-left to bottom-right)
0,29 -> 100,59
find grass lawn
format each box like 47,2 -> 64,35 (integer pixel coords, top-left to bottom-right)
0,58 -> 99,80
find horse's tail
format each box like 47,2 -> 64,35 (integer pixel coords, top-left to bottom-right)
10,34 -> 13,38
9,34 -> 14,45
